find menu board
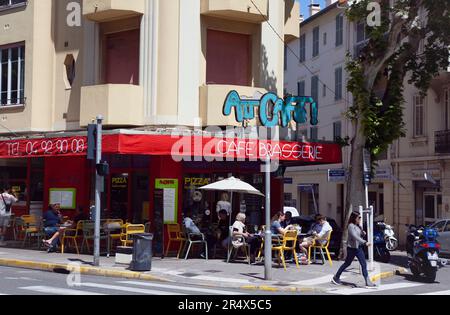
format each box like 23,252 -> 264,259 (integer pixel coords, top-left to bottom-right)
49,188 -> 76,209
155,179 -> 178,224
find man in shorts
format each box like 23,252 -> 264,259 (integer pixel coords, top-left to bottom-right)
0,186 -> 18,246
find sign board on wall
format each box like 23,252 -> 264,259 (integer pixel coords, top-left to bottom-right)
155,179 -> 178,224
328,169 -> 346,183
49,188 -> 76,210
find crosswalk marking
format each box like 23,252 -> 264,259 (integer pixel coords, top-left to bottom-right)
293,275 -> 347,286
191,275 -> 251,284
20,286 -> 105,295
119,281 -> 248,295
80,282 -> 187,295
419,290 -> 450,295
328,282 -> 424,295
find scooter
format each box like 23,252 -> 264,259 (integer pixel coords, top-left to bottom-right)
406,225 -> 440,283
373,228 -> 391,263
375,220 -> 398,251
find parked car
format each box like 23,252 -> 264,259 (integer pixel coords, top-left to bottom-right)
429,219 -> 450,255
291,215 -> 342,258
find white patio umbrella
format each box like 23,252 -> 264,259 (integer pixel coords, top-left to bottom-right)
199,176 -> 264,261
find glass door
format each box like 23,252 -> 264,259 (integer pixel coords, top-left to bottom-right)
424,193 -> 438,226
110,173 -> 129,221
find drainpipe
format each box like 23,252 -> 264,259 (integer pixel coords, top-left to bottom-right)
150,0 -> 159,118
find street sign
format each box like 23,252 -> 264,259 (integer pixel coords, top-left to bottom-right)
328,169 -> 346,182
284,177 -> 293,184
363,149 -> 371,185
374,167 -> 391,180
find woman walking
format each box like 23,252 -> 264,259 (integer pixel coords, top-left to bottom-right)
332,212 -> 377,288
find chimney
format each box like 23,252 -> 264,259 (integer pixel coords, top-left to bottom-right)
299,14 -> 304,23
309,3 -> 321,16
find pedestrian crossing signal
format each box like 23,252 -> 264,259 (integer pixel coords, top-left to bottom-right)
87,124 -> 96,160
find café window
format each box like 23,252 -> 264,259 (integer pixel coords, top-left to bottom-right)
1,43 -> 25,106
0,161 -> 27,207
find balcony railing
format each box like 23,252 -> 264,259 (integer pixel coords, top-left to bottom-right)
435,130 -> 450,154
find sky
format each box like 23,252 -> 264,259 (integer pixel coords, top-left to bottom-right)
298,0 -> 327,18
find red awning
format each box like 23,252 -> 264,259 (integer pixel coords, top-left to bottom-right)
0,134 -> 342,164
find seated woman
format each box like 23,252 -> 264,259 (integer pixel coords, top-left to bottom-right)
231,213 -> 261,263
271,211 -> 307,256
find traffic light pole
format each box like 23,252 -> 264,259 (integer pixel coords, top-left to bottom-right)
93,115 -> 103,267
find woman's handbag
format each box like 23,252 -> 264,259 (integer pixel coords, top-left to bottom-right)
1,194 -> 11,213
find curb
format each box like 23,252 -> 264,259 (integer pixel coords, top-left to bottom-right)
0,257 -> 406,293
370,267 -> 407,282
0,258 -> 168,282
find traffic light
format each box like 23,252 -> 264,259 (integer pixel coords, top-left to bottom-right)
87,124 -> 97,160
96,161 -> 110,176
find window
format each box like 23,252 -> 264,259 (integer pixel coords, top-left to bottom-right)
206,29 -> 251,86
1,43 -> 25,106
284,46 -> 287,70
333,121 -> 342,142
413,95 -> 425,137
336,14 -> 344,47
0,0 -> 27,11
335,67 -> 343,100
299,34 -> 306,63
356,20 -> 366,43
312,27 -> 320,57
297,80 -> 305,96
310,127 -> 318,141
311,75 -> 319,105
323,32 -> 327,46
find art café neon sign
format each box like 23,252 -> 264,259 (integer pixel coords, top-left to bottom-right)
223,90 -> 318,128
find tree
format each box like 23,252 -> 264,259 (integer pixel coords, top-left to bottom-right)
340,0 -> 450,258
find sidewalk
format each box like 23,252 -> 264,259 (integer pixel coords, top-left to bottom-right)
0,246 -> 407,292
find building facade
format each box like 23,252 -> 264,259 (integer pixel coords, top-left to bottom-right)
0,0 -> 342,254
284,0 -> 450,246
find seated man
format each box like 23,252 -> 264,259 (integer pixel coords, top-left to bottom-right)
42,203 -> 64,252
183,210 -> 209,259
301,214 -> 333,251
215,209 -> 230,249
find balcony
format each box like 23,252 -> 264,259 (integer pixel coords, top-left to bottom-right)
200,0 -> 268,23
435,130 -> 450,154
199,84 -> 267,126
284,0 -> 300,43
83,0 -> 145,22
80,84 -> 144,127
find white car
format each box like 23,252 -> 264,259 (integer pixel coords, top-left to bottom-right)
429,219 -> 450,255
283,207 -> 300,217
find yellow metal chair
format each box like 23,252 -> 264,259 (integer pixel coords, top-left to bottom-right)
165,224 -> 186,258
61,220 -> 84,254
104,219 -> 124,256
20,215 -> 44,248
308,231 -> 333,266
272,230 -> 300,270
120,224 -> 145,247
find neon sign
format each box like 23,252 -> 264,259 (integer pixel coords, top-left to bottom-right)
223,90 -> 318,128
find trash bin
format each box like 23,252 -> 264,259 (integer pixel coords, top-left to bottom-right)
129,233 -> 153,272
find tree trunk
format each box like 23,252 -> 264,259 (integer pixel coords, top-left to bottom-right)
339,116 -> 367,260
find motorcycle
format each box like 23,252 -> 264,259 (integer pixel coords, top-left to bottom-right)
375,221 -> 398,251
372,228 -> 391,263
406,225 -> 441,283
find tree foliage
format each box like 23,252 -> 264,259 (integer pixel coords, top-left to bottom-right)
346,0 -> 450,162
